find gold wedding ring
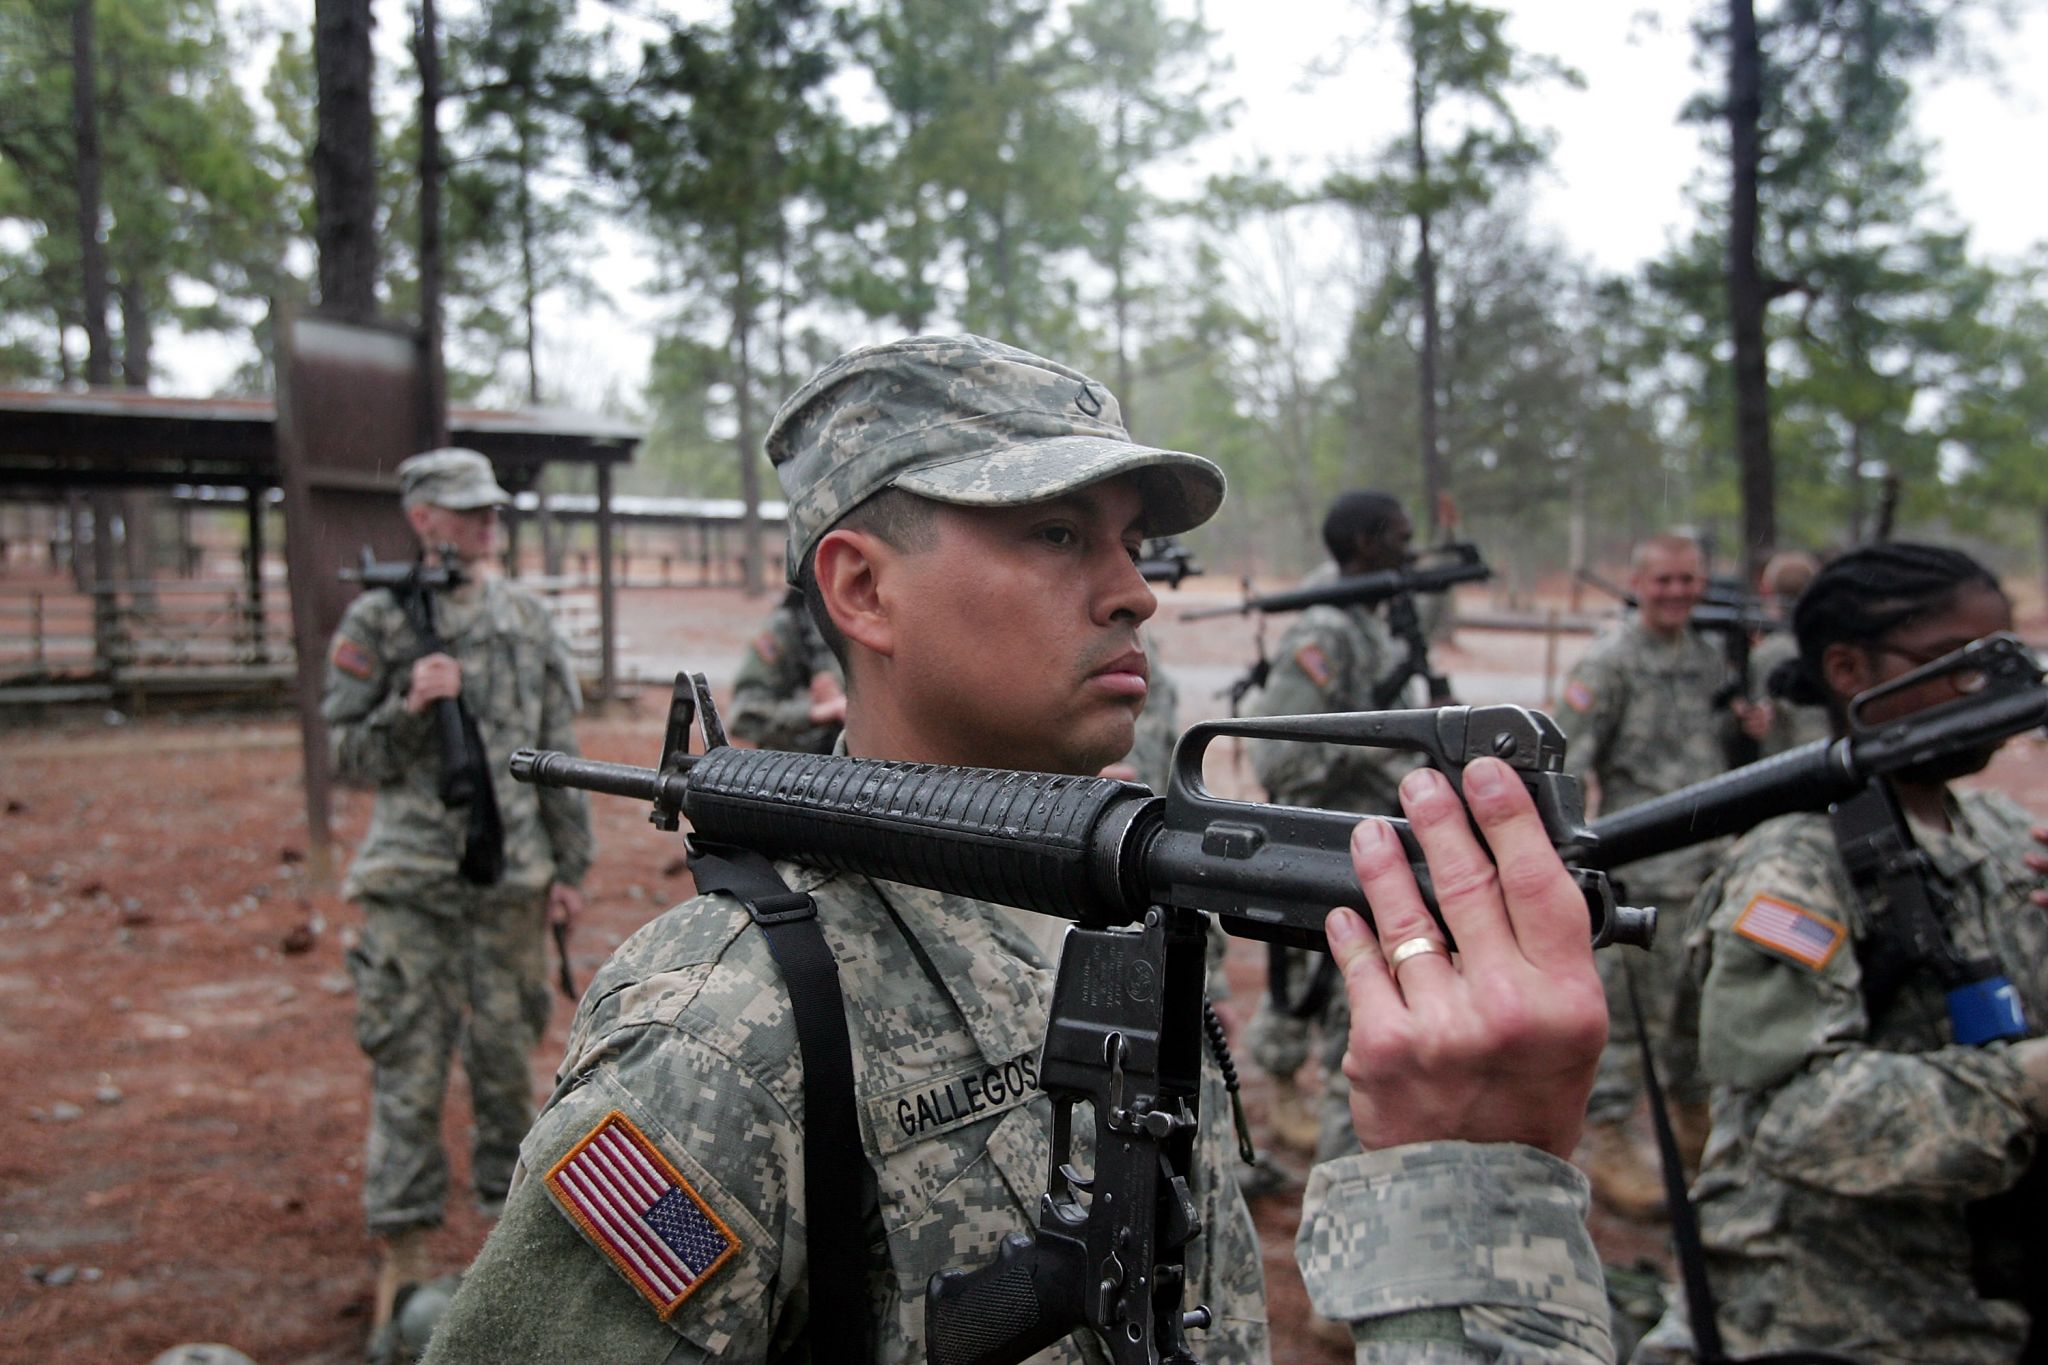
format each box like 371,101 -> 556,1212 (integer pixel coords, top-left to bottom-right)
1387,936 -> 1450,970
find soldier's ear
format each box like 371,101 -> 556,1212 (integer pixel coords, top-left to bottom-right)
1819,640 -> 1874,705
813,527 -> 896,662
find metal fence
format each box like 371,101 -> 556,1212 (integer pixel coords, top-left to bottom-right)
0,576 -> 604,692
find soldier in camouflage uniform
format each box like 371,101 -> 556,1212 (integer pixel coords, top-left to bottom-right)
424,336 -> 1617,1364
1247,493 -> 1425,1163
1637,543 -> 2048,1363
321,448 -> 594,1344
727,587 -> 845,753
1554,532 -> 1767,1219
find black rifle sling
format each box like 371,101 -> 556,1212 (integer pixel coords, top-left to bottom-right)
685,842 -> 878,1365
1626,962 -> 1726,1364
456,706 -> 506,885
395,577 -> 505,885
1829,783 -> 1966,1016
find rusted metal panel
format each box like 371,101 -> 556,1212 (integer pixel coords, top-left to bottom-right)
275,310 -> 431,876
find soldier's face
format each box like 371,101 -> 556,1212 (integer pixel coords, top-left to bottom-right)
1835,583 -> 2014,755
1358,514 -> 1413,574
882,476 -> 1157,775
409,503 -> 499,567
1630,546 -> 1704,635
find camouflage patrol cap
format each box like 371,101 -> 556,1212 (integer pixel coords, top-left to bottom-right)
767,334 -> 1226,582
398,447 -> 512,510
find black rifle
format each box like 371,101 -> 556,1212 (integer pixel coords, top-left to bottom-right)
343,548 -> 505,885
1569,633 -> 2046,873
1200,544 -> 1490,715
512,682 -> 1649,1365
1137,538 -> 1202,589
1181,542 -> 1492,622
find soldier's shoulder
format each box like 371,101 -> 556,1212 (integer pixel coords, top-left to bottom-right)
336,587 -> 405,634
1958,787 -> 2035,848
1278,603 -> 1358,647
574,886 -> 804,1093
1704,812 -> 1843,923
488,578 -> 560,631
1720,812 -> 1836,873
1575,620 -> 1639,666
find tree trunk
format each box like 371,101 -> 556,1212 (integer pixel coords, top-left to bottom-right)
1845,419 -> 1866,543
313,0 -> 379,321
118,276 -> 151,387
1726,0 -> 1776,584
732,237 -> 764,596
415,0 -> 448,445
1410,60 -> 1445,536
518,120 -> 541,406
71,0 -> 112,387
55,306 -> 75,385
774,211 -> 792,393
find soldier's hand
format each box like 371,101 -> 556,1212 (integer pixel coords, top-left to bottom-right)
406,653 -> 462,713
548,881 -> 584,930
1732,697 -> 1773,741
1325,759 -> 1607,1160
1096,762 -> 1139,782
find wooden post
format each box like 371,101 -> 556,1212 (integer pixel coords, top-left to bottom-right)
245,486 -> 268,664
595,460 -> 617,702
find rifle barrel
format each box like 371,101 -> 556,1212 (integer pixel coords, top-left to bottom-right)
1181,557 -> 1491,621
1577,660 -> 2048,871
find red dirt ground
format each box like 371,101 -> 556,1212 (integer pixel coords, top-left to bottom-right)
3,585 -> 2042,1365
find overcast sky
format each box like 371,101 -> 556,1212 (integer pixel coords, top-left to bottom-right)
1196,0 -> 2048,269
162,0 -> 2048,401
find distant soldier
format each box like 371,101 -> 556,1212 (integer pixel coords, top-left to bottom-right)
321,448 -> 594,1355
1247,491 -> 1425,1161
1555,531 -> 1768,1219
728,587 -> 845,753
1751,550 -> 1830,758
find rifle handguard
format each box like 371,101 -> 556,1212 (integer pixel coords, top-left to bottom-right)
682,748 -> 1149,925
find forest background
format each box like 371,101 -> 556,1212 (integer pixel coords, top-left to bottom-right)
5,0 -> 2048,604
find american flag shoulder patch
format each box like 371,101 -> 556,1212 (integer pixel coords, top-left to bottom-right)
331,637 -> 375,680
1563,679 -> 1593,712
1733,894 -> 1847,971
545,1110 -> 741,1317
1294,643 -> 1333,689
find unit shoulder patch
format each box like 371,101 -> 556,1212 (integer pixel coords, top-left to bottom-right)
545,1110 -> 741,1318
1562,679 -> 1593,712
750,630 -> 782,666
1732,893 -> 1847,971
1294,642 -> 1333,690
331,637 -> 375,681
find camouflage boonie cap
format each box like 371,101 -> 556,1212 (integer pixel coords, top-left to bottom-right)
766,334 -> 1226,582
398,447 -> 512,510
